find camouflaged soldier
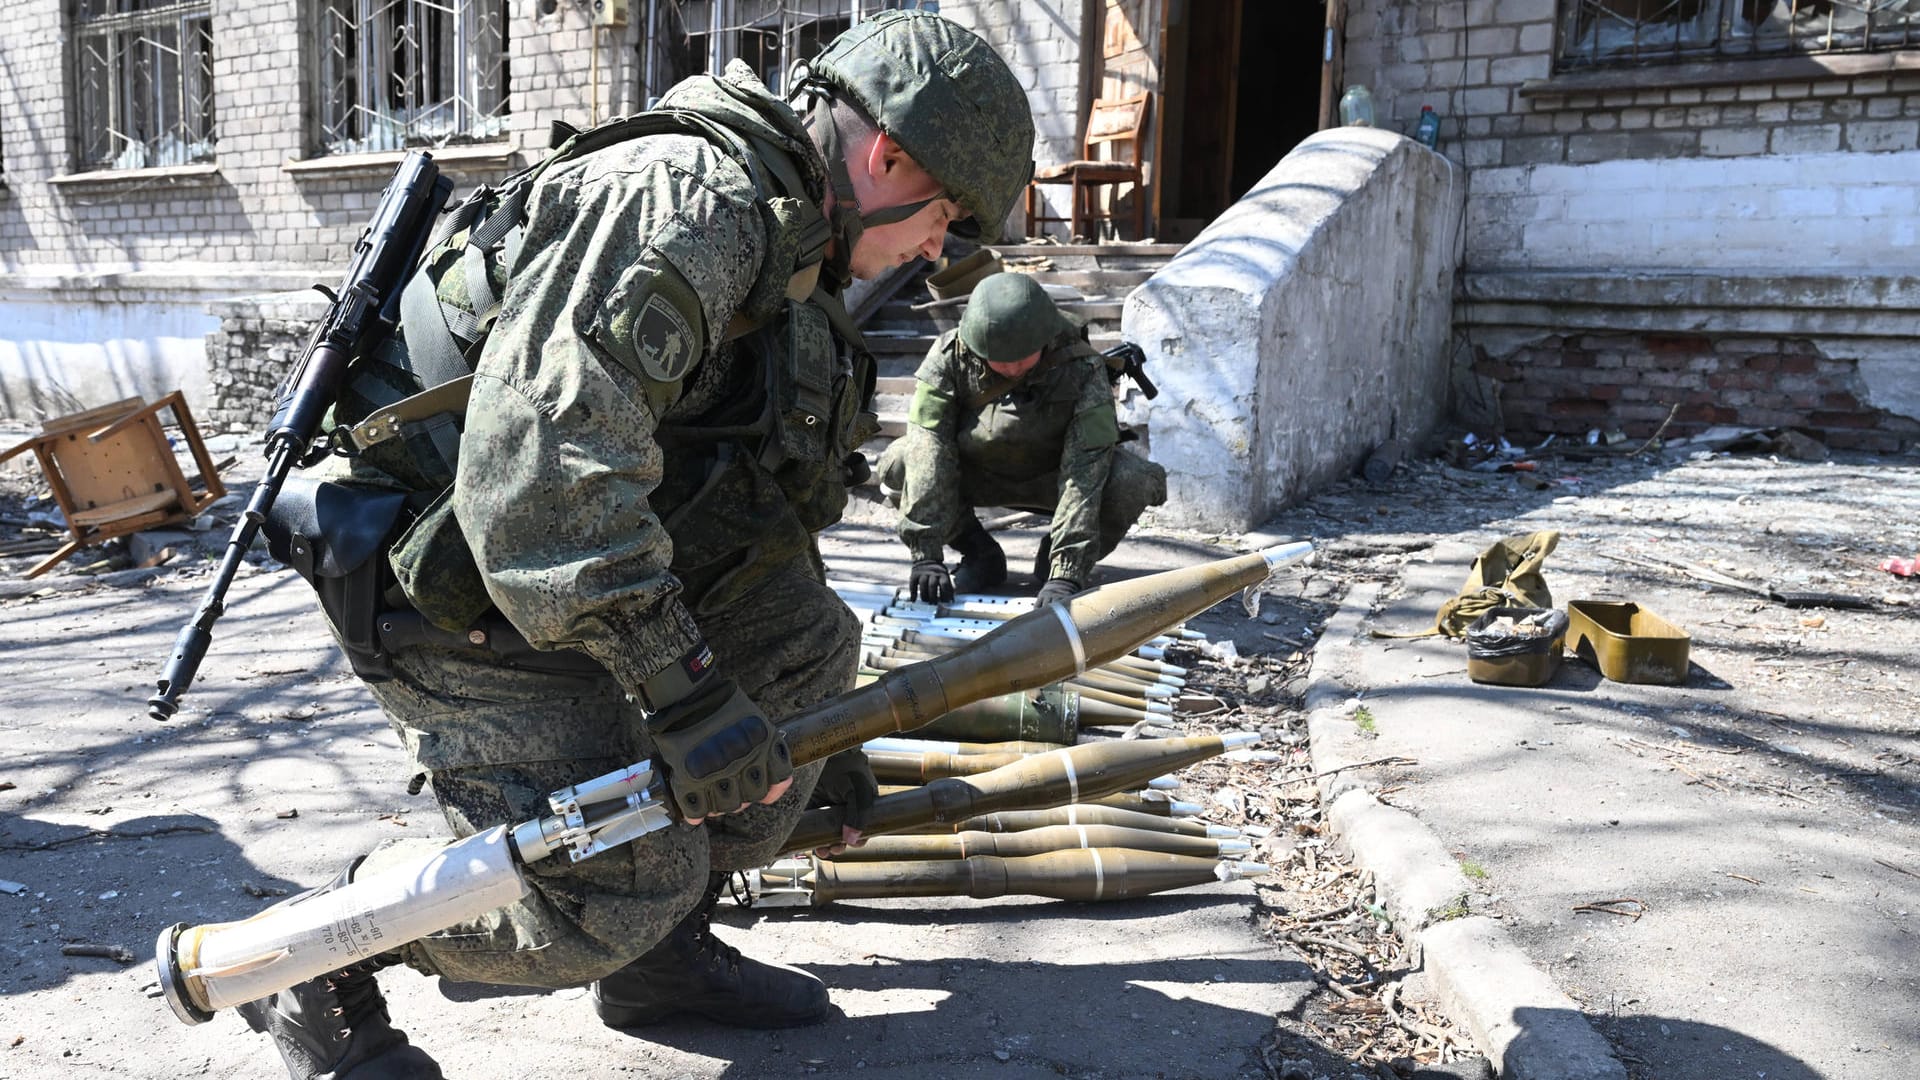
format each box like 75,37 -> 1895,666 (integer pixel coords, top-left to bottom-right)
233,12 -> 1034,1079
878,272 -> 1167,607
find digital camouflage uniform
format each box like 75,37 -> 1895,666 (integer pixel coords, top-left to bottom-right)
878,323 -> 1168,586
336,62 -> 872,990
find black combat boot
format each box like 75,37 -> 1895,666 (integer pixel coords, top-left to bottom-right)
950,518 -> 1007,594
235,864 -> 443,1080
593,873 -> 830,1029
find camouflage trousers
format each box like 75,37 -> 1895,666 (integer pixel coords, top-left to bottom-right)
878,442 -> 1168,568
351,550 -> 858,989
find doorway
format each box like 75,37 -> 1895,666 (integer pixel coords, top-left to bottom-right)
1157,0 -> 1326,240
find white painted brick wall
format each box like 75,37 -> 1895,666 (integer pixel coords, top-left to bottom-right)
1467,149 -> 1920,271
940,0 -> 1086,240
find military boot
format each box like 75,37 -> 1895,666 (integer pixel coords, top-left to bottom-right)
236,864 -> 442,1080
593,873 -> 829,1029
950,518 -> 1007,594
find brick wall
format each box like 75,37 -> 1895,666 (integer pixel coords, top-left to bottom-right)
1343,0 -> 1920,444
1344,0 -> 1920,179
1477,332 -> 1920,453
0,0 -> 631,275
1467,149 -> 1920,270
941,0 -> 1088,240
202,293 -> 329,433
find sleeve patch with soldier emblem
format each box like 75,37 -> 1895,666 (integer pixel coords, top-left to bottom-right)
635,292 -> 697,383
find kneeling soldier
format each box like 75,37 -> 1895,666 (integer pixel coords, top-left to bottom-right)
879,272 -> 1167,606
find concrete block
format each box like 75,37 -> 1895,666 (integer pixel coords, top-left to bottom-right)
1127,130 -> 1463,529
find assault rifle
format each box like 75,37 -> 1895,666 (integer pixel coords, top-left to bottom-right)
1100,341 -> 1158,399
148,153 -> 452,721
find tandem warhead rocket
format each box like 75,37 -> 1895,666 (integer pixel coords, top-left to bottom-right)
743,849 -> 1272,906
782,732 -> 1256,855
822,823 -> 1251,862
155,541 -> 1310,1025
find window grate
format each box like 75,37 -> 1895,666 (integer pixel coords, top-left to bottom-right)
1560,0 -> 1920,68
74,0 -> 216,170
315,0 -> 509,156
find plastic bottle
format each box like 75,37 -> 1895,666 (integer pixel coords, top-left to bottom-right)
1338,85 -> 1375,127
1414,105 -> 1441,148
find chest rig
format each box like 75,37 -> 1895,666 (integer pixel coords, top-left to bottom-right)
332,74 -> 876,625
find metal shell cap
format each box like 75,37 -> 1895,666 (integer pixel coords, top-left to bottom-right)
811,10 -> 1035,244
959,272 -> 1073,365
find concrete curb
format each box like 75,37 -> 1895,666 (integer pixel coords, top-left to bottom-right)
1301,580 -> 1626,1080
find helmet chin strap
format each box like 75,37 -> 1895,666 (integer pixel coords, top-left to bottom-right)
802,91 -> 948,284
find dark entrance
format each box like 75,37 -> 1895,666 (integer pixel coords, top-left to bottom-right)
1157,0 -> 1326,240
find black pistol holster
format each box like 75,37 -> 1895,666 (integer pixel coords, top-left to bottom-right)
264,475 -> 413,681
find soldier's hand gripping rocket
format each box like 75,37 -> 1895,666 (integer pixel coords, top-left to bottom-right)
642,645 -> 794,822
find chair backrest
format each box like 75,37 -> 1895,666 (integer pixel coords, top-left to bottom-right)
1083,92 -> 1150,167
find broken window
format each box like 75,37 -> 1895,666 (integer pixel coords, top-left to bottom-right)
315,0 -> 509,156
1560,0 -> 1920,68
74,0 -> 217,171
671,0 -> 931,97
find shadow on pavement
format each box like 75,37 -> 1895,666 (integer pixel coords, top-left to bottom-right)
1,813 -> 303,998
1528,1006 -> 1824,1080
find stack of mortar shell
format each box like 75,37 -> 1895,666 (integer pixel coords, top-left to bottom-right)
831,582 -> 1193,745
749,732 -> 1270,908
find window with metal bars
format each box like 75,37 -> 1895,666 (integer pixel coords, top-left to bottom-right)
1559,0 -> 1920,68
73,0 -> 216,171
672,1 -> 933,97
314,0 -> 509,156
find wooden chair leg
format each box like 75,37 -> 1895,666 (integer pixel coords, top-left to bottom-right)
27,540 -> 82,579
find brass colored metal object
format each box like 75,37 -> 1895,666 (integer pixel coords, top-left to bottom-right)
783,733 -> 1254,854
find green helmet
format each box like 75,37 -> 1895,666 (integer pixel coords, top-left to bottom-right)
809,10 -> 1035,243
959,273 -> 1072,365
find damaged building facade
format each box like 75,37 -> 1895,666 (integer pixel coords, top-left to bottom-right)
1344,0 -> 1920,453
0,0 -> 1912,528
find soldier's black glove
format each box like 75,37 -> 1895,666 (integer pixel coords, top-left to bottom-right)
643,659 -> 792,823
1036,578 -> 1081,606
842,451 -> 872,487
812,747 -> 879,837
909,560 -> 955,604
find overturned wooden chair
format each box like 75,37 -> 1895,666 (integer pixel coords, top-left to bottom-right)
0,393 -> 227,577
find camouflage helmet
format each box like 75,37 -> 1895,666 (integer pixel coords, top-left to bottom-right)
959,273 -> 1072,365
809,10 -> 1035,243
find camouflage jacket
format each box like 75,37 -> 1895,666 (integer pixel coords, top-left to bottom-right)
895,324 -> 1119,584
379,63 -> 871,696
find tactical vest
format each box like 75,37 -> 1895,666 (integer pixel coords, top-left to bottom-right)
331,77 -> 876,629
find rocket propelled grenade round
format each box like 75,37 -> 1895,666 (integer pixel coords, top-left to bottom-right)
781,541 -> 1307,765
863,736 -> 1071,756
823,823 -> 1248,862
904,803 -> 1241,839
156,543 -> 1307,1024
784,733 -> 1257,854
763,849 -> 1266,905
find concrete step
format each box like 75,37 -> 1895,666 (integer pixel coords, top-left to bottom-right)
1024,269 -> 1154,295
993,243 -> 1184,270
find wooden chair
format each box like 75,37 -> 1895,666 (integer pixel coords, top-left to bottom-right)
0,392 -> 226,577
1026,92 -> 1151,242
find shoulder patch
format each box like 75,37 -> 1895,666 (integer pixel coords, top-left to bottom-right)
635,293 -> 697,382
